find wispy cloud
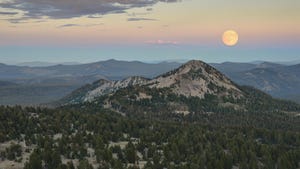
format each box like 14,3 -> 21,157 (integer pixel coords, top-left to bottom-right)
0,11 -> 18,15
127,12 -> 149,17
127,17 -> 157,21
7,18 -> 47,24
87,15 -> 102,19
0,0 -> 180,21
58,24 -> 80,28
146,40 -> 180,45
57,23 -> 103,28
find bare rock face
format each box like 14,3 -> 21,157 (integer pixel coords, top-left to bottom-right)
84,76 -> 150,102
147,60 -> 243,98
61,60 -> 244,104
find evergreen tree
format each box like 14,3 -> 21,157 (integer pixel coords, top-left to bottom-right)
24,150 -> 42,169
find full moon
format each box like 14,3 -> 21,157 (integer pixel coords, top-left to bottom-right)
222,30 -> 239,46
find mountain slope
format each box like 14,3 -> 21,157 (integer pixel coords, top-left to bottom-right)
0,80 -> 16,87
229,64 -> 300,98
147,60 -> 243,98
210,62 -> 257,73
62,76 -> 150,104
59,60 -> 300,117
0,60 -> 181,105
211,62 -> 300,103
59,60 -> 243,105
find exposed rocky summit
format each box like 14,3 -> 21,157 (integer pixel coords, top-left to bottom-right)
60,60 -> 243,105
147,60 -> 243,98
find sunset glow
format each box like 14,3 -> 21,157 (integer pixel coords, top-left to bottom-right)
0,0 -> 299,63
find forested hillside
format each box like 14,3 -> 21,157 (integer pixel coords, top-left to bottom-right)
1,60 -> 300,169
0,105 -> 299,169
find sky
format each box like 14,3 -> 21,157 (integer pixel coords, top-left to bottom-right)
0,0 -> 299,64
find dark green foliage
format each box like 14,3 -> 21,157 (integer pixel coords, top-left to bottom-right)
24,150 -> 42,169
3,143 -> 22,160
125,141 -> 137,163
0,99 -> 299,169
78,159 -> 94,169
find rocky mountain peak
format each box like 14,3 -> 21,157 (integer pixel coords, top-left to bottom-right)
148,60 -> 243,98
181,60 -> 207,68
60,60 -> 244,104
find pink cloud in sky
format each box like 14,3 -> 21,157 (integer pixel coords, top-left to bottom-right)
145,40 -> 180,45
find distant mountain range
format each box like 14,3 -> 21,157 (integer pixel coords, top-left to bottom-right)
16,61 -> 81,67
211,62 -> 300,103
0,60 -> 181,105
0,80 -> 16,87
249,59 -> 300,65
0,59 -> 180,80
0,59 -> 300,105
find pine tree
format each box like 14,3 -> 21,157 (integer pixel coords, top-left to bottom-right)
24,151 -> 42,169
125,141 -> 137,164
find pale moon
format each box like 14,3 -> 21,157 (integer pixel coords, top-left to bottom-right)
222,30 -> 239,46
